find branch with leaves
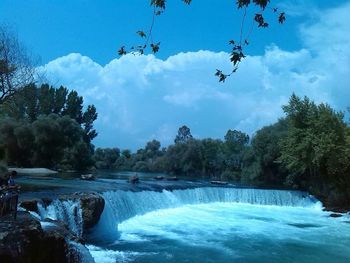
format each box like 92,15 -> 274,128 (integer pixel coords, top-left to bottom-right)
118,0 -> 285,82
0,26 -> 34,104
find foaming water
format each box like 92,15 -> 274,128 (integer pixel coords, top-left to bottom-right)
90,202 -> 350,263
38,199 -> 83,237
92,187 -> 320,241
85,187 -> 350,263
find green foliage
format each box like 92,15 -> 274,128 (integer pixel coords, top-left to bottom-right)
94,148 -> 120,169
100,97 -> 350,209
1,83 -> 98,143
242,119 -> 288,185
0,114 -> 93,170
0,160 -> 7,178
174,125 -> 193,144
0,83 -> 98,171
275,94 -> 350,207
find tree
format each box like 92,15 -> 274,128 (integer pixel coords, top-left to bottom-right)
1,83 -> 98,144
244,118 -> 288,185
94,147 -> 120,169
279,94 -> 350,204
82,105 -> 98,143
63,90 -> 83,124
224,129 -> 249,151
200,138 -> 224,177
174,125 -> 193,144
0,25 -> 34,104
223,129 -> 249,174
145,139 -> 161,158
38,84 -> 55,115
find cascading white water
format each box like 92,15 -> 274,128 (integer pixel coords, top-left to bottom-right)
38,199 -> 83,237
93,187 -> 321,241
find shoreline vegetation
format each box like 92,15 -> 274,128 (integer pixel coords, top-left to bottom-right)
1,91 -> 350,213
0,25 -> 348,213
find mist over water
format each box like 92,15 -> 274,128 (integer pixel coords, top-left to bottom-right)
85,187 -> 350,263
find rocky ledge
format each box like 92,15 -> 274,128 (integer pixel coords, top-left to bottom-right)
0,211 -> 89,263
20,192 -> 105,232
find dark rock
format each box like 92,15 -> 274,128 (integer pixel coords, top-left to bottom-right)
41,198 -> 53,207
80,174 -> 95,181
0,212 -> 70,263
129,175 -> 139,184
79,193 -> 105,230
167,176 -> 178,181
19,199 -> 40,213
329,213 -> 343,218
211,180 -> 228,185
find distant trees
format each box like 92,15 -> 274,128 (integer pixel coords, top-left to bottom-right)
1,83 -> 98,143
174,125 -> 193,144
0,84 -> 97,170
94,148 -> 120,169
241,119 -> 288,185
0,25 -> 34,104
94,94 -> 350,209
96,125 -> 250,179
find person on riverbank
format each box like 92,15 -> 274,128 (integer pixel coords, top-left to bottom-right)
0,171 -> 20,217
7,171 -> 20,190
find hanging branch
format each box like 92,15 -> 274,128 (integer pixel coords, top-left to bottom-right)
118,0 -> 285,83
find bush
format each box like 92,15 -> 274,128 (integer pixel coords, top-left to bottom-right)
0,160 -> 8,178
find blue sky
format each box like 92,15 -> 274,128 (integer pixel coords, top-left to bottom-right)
1,0 -> 317,64
1,0 -> 350,150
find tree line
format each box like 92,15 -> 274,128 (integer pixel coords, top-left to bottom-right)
0,83 -> 97,171
94,94 -> 350,209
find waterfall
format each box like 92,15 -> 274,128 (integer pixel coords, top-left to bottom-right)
92,187 -> 321,241
38,199 -> 83,237
68,241 -> 95,263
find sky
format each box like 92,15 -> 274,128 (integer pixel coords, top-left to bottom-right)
1,0 -> 350,150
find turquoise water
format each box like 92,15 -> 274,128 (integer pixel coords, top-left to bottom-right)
24,173 -> 350,263
84,188 -> 350,263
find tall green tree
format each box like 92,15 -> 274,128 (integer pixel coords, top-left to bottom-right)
63,90 -> 83,124
82,105 -> 98,143
174,125 -> 193,144
279,94 -> 350,205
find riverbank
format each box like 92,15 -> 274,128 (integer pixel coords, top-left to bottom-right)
8,167 -> 58,175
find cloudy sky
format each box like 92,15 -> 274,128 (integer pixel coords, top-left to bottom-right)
1,0 -> 350,150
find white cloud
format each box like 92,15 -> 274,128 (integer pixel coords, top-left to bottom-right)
38,2 -> 350,150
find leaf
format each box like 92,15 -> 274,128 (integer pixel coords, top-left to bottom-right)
136,31 -> 146,38
215,69 -> 227,82
229,40 -> 235,45
150,42 -> 160,53
254,13 -> 268,28
252,0 -> 270,10
183,0 -> 192,5
237,0 -> 251,8
278,12 -> 286,24
150,0 -> 166,9
230,51 -> 245,66
118,46 -> 127,56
